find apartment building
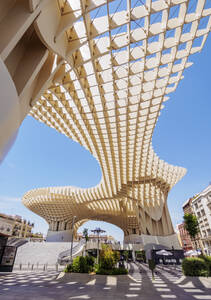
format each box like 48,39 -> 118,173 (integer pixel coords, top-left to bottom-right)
178,196 -> 204,252
0,216 -> 13,237
177,223 -> 193,251
0,213 -> 34,238
191,185 -> 211,255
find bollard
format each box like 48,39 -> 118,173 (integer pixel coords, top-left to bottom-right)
43,264 -> 46,271
31,264 -> 34,271
19,263 -> 22,270
56,263 -> 58,272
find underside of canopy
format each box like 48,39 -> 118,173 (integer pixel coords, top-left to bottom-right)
11,0 -> 210,239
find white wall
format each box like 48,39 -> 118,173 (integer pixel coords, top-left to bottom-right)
46,230 -> 72,242
124,233 -> 181,249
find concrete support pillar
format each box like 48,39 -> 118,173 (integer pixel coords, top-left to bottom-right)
0,58 -> 20,162
46,229 -> 73,242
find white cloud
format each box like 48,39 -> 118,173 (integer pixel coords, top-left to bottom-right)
0,195 -> 20,203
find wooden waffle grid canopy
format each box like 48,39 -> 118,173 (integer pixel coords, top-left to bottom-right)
22,0 -> 211,235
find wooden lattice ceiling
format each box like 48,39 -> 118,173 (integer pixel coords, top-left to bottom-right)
22,0 -> 211,234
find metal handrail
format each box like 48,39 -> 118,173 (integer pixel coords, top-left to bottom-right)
57,239 -> 85,264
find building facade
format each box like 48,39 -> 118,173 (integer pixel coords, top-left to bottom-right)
180,196 -> 204,252
0,217 -> 13,238
191,185 -> 211,255
183,197 -> 195,215
0,213 -> 34,239
177,223 -> 193,252
77,233 -> 116,244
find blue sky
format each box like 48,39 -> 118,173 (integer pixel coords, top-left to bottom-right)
0,35 -> 211,242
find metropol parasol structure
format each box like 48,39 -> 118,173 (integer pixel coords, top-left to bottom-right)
0,0 -> 210,246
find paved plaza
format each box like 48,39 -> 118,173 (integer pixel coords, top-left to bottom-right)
0,263 -> 210,300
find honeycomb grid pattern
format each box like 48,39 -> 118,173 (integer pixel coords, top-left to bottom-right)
23,0 -> 211,237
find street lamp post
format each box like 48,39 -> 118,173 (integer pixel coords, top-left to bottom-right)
70,216 -> 76,264
91,227 -> 106,264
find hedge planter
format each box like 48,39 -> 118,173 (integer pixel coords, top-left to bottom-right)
182,257 -> 210,277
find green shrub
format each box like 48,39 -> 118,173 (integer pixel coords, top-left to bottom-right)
123,250 -> 129,261
64,255 -> 95,273
111,267 -> 128,275
99,245 -> 119,270
72,256 -> 82,273
203,256 -> 211,276
182,257 -> 209,277
96,266 -> 128,275
64,264 -> 72,273
136,250 -> 146,263
85,255 -> 95,268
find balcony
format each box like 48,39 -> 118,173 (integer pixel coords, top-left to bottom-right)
201,233 -> 211,241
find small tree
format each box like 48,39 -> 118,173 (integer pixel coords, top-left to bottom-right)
83,228 -> 89,254
99,244 -> 120,270
183,213 -> 199,249
148,259 -> 156,280
123,250 -> 129,262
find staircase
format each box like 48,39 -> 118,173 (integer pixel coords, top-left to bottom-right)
57,239 -> 86,265
14,242 -> 77,266
7,237 -> 28,248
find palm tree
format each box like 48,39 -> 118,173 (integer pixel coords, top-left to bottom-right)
83,228 -> 89,255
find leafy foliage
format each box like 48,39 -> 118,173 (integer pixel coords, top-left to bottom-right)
202,256 -> 211,276
148,259 -> 156,280
113,249 -> 120,264
63,255 -> 95,273
148,259 -> 156,271
94,244 -> 128,274
83,228 -> 89,242
182,257 -> 209,277
85,255 -> 95,268
123,250 -> 129,261
64,263 -> 72,273
63,246 -> 129,275
136,250 -> 146,262
95,266 -> 128,275
183,213 -> 199,241
99,244 -> 119,270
